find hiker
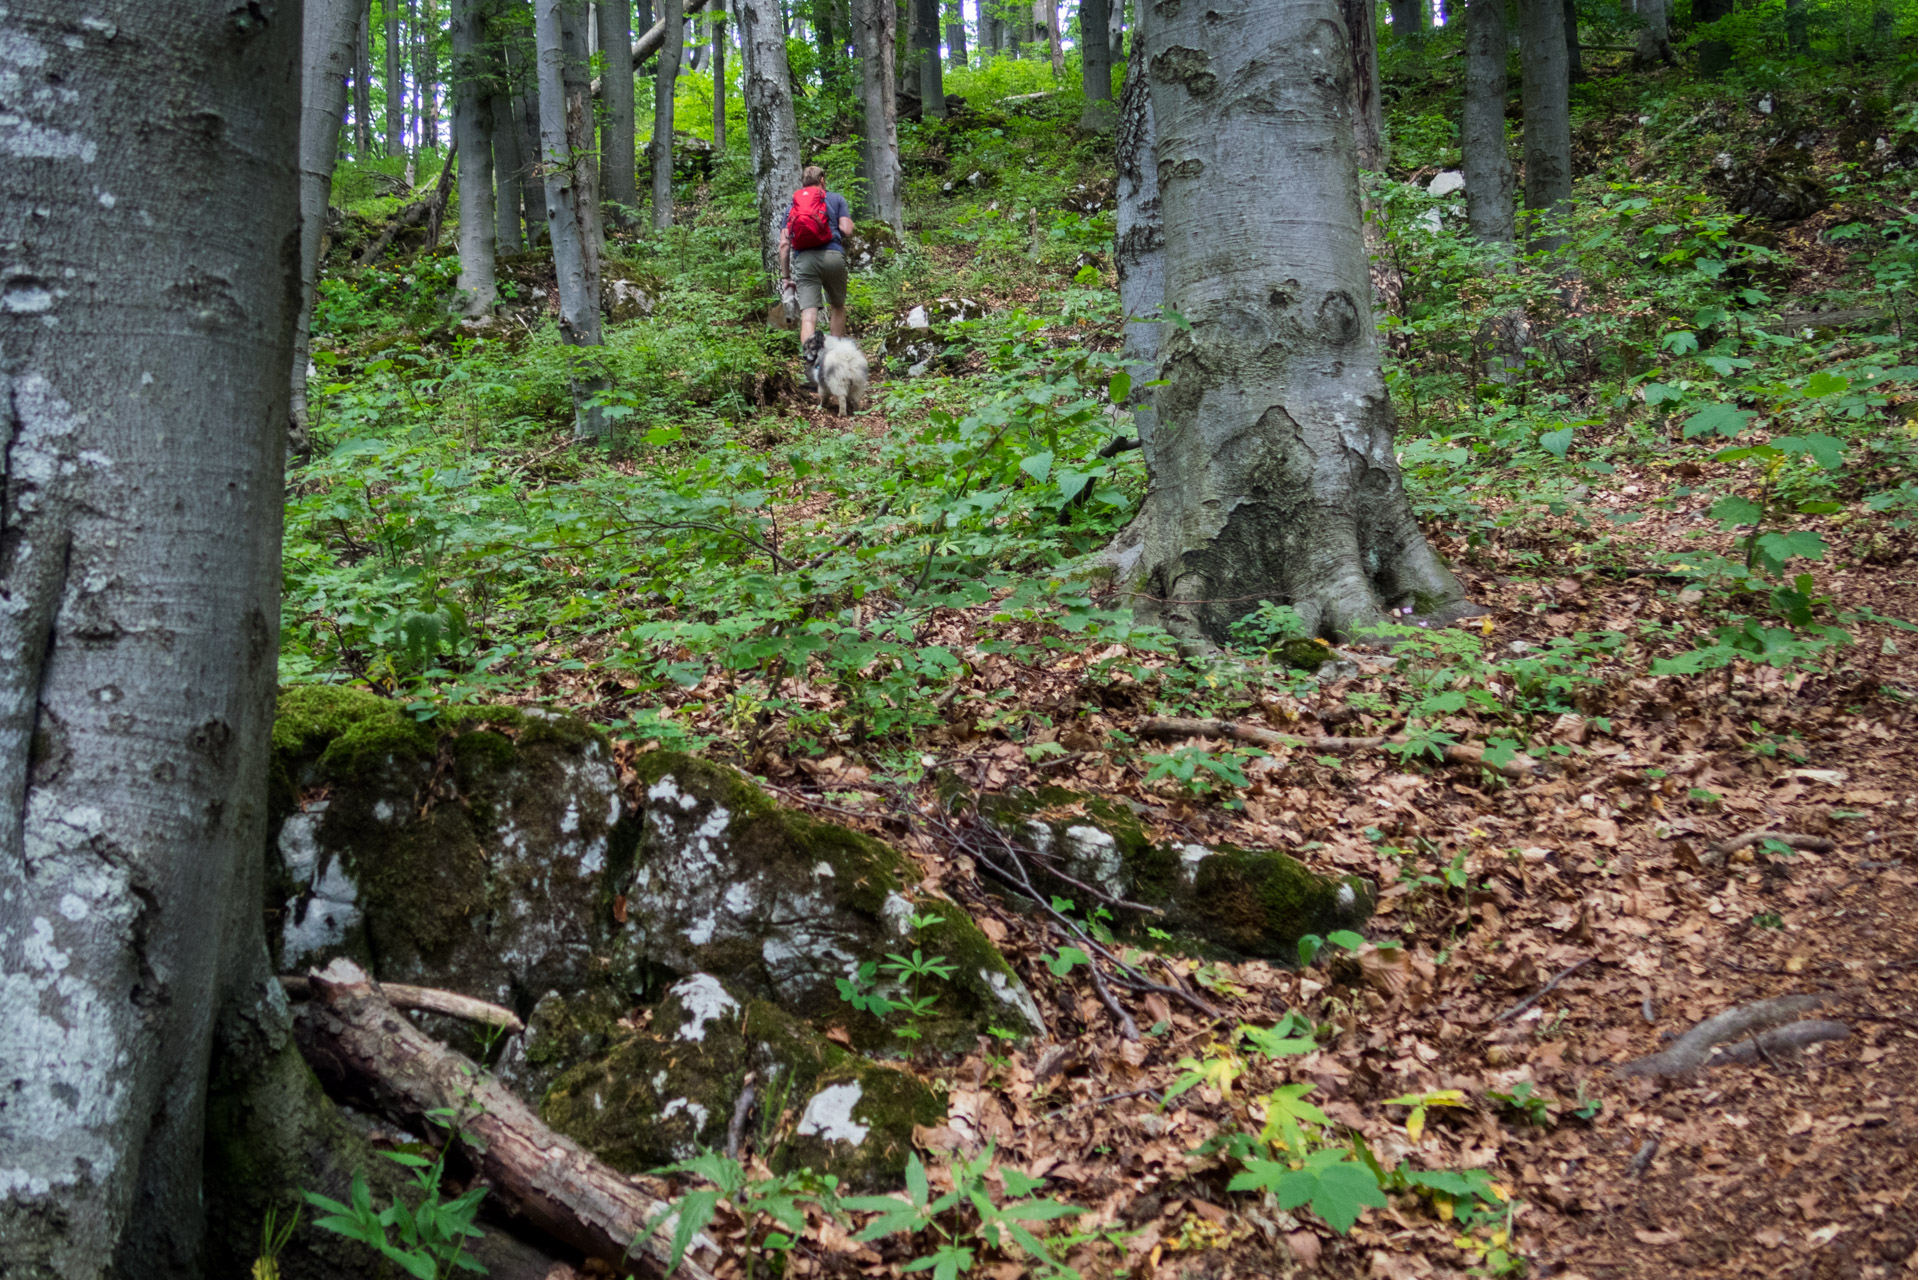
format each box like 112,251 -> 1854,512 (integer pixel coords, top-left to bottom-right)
778,165 -> 855,386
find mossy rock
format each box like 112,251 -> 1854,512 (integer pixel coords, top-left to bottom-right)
268,688 -> 627,1026
614,753 -> 1044,1054
973,785 -> 1374,962
542,975 -> 942,1190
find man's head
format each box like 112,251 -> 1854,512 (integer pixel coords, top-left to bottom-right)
802,165 -> 826,189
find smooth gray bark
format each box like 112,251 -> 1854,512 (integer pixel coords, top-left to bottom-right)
599,0 -> 641,218
0,5 -> 298,1274
452,0 -> 499,312
1389,0 -> 1423,41
1079,0 -> 1115,132
854,0 -> 905,234
651,0 -> 684,227
627,0 -> 711,60
506,20 -> 551,242
418,0 -> 442,148
1114,5 -> 1161,440
1519,0 -> 1572,240
915,0 -> 947,117
1563,0 -> 1582,80
1112,0 -> 1465,642
356,1 -> 376,154
739,0 -> 803,280
1340,0 -> 1385,170
387,0 -> 408,152
293,0 -> 368,447
1635,0 -> 1677,65
1037,0 -> 1063,75
713,0 -> 728,149
492,82 -> 527,251
946,0 -> 968,66
537,0 -> 611,439
1463,0 -> 1516,245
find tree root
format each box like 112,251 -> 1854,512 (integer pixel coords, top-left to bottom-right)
1492,956 -> 1594,1023
278,974 -> 524,1033
1701,830 -> 1835,867
294,958 -> 720,1280
1139,715 -> 1542,779
1614,994 -> 1843,1077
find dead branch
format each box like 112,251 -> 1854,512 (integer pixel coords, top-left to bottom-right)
1049,922 -> 1139,1042
278,974 -> 524,1033
1701,829 -> 1835,867
1614,993 -> 1827,1077
294,958 -> 720,1280
1138,716 -> 1541,779
1624,1134 -> 1660,1179
1708,1019 -> 1850,1067
1492,956 -> 1594,1023
356,140 -> 458,266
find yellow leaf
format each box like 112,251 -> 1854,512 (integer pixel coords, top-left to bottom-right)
1406,1109 -> 1426,1143
1481,617 -> 1496,636
1437,1195 -> 1455,1222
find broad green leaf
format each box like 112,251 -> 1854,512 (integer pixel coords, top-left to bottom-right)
1802,371 -> 1849,398
1001,1168 -> 1048,1196
1709,495 -> 1762,529
1682,404 -> 1753,439
1241,1022 -> 1316,1058
1538,427 -> 1574,459
1326,930 -> 1366,951
1642,381 -> 1682,405
1108,371 -> 1132,403
1019,451 -> 1053,483
1660,330 -> 1699,354
998,1198 -> 1089,1221
1775,433 -> 1845,471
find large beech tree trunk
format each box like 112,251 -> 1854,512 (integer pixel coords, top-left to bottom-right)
1109,0 -> 1467,643
1340,0 -> 1386,170
946,0 -> 968,65
854,0 -> 905,234
452,0 -> 499,314
915,0 -> 947,117
1635,0 -> 1677,65
740,0 -> 803,281
600,0 -> 641,219
0,5 -> 298,1273
387,0 -> 409,153
1080,0 -> 1115,132
1038,0 -> 1064,75
293,0 -> 368,450
651,0 -> 684,227
1463,0 -> 1516,244
537,0 -> 611,439
1520,0 -> 1572,242
1114,6 -> 1162,439
1390,0 -> 1423,42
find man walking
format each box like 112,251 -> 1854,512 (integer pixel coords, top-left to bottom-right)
778,165 -> 855,386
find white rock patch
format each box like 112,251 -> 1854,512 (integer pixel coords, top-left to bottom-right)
797,1082 -> 870,1144
670,973 -> 740,1041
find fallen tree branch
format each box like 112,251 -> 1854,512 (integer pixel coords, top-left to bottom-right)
294,958 -> 720,1280
1624,1134 -> 1660,1179
356,140 -> 459,265
1493,957 -> 1594,1023
1702,829 -> 1834,867
1614,993 -> 1827,1077
1049,922 -> 1140,1042
1708,1019 -> 1850,1067
1139,715 -> 1541,779
591,0 -> 715,95
279,974 -> 524,1033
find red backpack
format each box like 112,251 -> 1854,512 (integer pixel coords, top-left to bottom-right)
788,187 -> 834,250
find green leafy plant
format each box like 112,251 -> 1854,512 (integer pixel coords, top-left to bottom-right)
842,1147 -> 1089,1280
303,1107 -> 489,1279
645,1151 -> 842,1279
1485,1081 -> 1554,1127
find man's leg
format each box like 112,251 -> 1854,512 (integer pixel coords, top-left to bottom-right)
828,304 -> 847,338
799,307 -> 818,346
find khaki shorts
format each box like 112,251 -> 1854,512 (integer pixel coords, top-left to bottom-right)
791,247 -> 848,312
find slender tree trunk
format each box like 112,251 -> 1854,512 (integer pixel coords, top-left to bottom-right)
854,0 -> 905,235
1114,2 -> 1162,441
1563,0 -> 1583,80
599,0 -> 640,220
421,0 -> 442,147
1341,0 -> 1385,170
651,0 -> 684,228
1463,0 -> 1516,245
1038,0 -> 1063,75
1079,0 -> 1115,131
1520,0 -> 1572,241
815,0 -> 844,84
493,84 -> 526,251
1783,0 -> 1807,51
292,0 -> 366,450
740,0 -> 802,280
1635,0 -> 1677,65
537,0 -> 611,440
1390,0 -> 1423,42
356,0 -> 376,154
713,0 -> 728,148
451,0 -> 498,313
915,0 -> 947,117
1109,0 -> 1466,643
508,24 -> 552,242
1110,0 -> 1124,61
946,0 -> 968,66
386,0 -> 407,152
0,5 -> 298,1274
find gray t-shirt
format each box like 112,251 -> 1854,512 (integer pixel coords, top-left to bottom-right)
788,190 -> 851,253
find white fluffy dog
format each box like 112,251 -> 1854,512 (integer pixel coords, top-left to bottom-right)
816,335 -> 869,417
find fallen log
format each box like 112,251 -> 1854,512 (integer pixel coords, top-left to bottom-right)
278,974 -> 524,1034
1710,1019 -> 1850,1066
1138,715 -> 1541,779
590,0 -> 715,95
1615,994 -> 1841,1077
294,958 -> 719,1280
1701,829 -> 1834,867
356,141 -> 458,266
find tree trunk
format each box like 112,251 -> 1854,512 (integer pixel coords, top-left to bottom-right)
651,0 -> 684,228
1520,0 -> 1572,241
599,0 -> 641,220
915,0 -> 947,117
1109,0 -> 1468,643
537,0 -> 611,440
292,0 -> 366,451
713,0 -> 728,149
1635,0 -> 1678,65
1110,0 -> 1125,61
1563,0 -> 1583,80
946,0 -> 968,66
1463,0 -> 1516,244
1038,0 -> 1064,75
1079,0 -> 1115,131
451,0 -> 498,314
1340,0 -> 1385,170
0,5 -> 297,1274
1114,1 -> 1162,440
491,78 -> 527,252
816,0 -> 844,84
386,0 -> 407,152
740,0 -> 803,283
1390,0 -> 1423,42
854,0 -> 905,235
356,0 -> 376,154
1783,0 -> 1807,51
508,22 -> 551,242
416,0 -> 441,148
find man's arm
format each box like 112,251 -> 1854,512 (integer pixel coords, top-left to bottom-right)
838,216 -> 855,240
778,227 -> 792,280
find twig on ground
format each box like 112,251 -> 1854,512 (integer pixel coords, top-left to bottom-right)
1615,994 -> 1831,1077
724,1078 -> 756,1160
1138,715 -> 1541,779
1493,957 -> 1595,1023
1043,1088 -> 1162,1121
1625,1134 -> 1661,1180
1051,922 -> 1139,1042
278,974 -> 523,1033
1701,830 -> 1835,867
